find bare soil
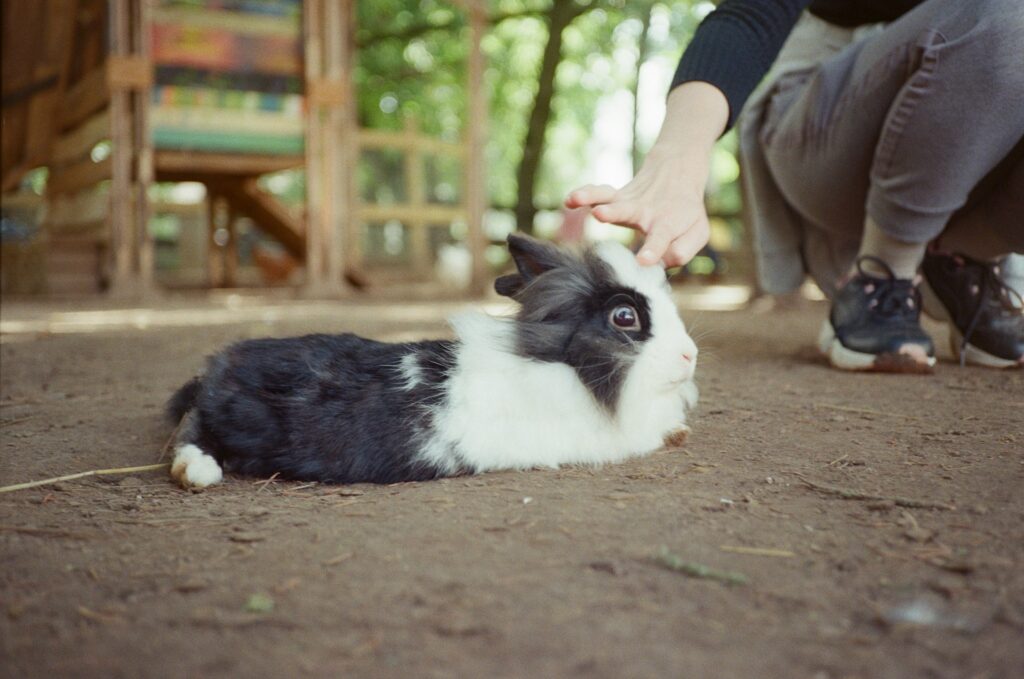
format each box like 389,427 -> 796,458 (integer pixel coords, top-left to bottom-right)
1,293 -> 1022,679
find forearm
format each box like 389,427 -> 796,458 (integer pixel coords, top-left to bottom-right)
645,82 -> 729,191
671,0 -> 809,129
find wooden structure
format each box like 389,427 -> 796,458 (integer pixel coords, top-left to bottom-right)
1,0 -> 489,295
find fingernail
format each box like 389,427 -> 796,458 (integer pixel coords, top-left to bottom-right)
639,249 -> 655,263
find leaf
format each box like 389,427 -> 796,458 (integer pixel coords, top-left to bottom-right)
245,593 -> 275,614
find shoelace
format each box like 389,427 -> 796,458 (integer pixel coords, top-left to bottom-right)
958,257 -> 1024,367
855,256 -> 921,320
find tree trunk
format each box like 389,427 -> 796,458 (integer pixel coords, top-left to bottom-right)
514,0 -> 581,235
631,6 -> 654,176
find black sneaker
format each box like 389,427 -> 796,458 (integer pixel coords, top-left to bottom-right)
818,256 -> 936,373
921,251 -> 1024,368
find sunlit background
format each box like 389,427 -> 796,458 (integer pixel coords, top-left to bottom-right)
1,0 -> 747,297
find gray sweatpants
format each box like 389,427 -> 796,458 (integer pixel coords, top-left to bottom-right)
756,0 -> 1024,281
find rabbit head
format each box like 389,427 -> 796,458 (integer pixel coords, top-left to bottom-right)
494,233 -> 698,414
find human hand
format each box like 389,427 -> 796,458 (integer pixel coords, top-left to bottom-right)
564,152 -> 710,268
565,82 -> 727,269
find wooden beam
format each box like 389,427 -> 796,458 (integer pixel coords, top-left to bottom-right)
357,128 -> 465,156
132,0 -> 155,292
211,177 -> 306,260
106,0 -> 135,294
43,183 -> 110,231
58,66 -> 109,132
404,116 -> 430,275
154,150 -> 303,178
206,191 -> 224,287
357,204 -> 465,224
47,157 -> 112,195
106,55 -> 153,90
335,0 -> 359,288
52,110 -> 110,166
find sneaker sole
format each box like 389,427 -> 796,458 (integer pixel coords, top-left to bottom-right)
817,321 -> 936,374
920,277 -> 1023,369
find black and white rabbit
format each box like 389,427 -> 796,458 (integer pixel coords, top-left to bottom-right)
166,233 -> 699,489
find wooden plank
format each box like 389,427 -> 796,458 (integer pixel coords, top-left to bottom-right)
106,0 -> 135,294
52,110 -> 111,166
58,65 -> 109,132
357,204 -> 465,224
154,150 -> 303,177
326,0 -> 356,291
47,157 -> 112,195
303,0 -> 325,287
212,177 -> 305,260
106,55 -> 152,90
224,206 -> 239,287
43,183 -> 110,230
403,117 -> 430,275
306,78 -> 346,107
133,0 -> 155,291
335,0 -> 359,286
23,90 -> 59,164
206,191 -> 224,286
358,128 -> 465,156
44,236 -> 107,294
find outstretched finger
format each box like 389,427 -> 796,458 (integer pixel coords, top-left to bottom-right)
591,201 -> 641,228
663,219 -> 710,268
636,227 -> 676,266
565,184 -> 618,208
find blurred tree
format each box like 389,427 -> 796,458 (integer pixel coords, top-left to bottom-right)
346,1 -> 732,233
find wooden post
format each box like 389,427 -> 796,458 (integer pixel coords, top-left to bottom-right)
303,0 -> 326,290
334,0 -> 358,289
224,206 -> 239,288
303,0 -> 352,295
133,0 -> 155,293
465,0 -> 489,296
404,116 -> 430,276
206,190 -> 223,287
107,0 -> 136,295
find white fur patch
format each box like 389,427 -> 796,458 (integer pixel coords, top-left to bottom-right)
421,304 -> 697,474
171,443 -> 223,490
397,353 -> 423,390
595,240 -> 699,385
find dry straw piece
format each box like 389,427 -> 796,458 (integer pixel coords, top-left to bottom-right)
0,463 -> 170,494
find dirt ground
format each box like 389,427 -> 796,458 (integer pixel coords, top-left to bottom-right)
1,289 -> 1022,679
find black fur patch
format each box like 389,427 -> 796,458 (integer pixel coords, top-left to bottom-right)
504,236 -> 653,412
172,335 -> 460,484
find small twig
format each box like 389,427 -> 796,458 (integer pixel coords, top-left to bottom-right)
719,545 -> 795,558
795,474 -> 954,511
159,419 -> 185,461
0,525 -> 92,540
77,606 -> 124,624
322,552 -> 354,566
813,403 -> 919,420
0,463 -> 171,494
0,415 -> 35,428
653,547 -> 748,585
255,473 -> 281,493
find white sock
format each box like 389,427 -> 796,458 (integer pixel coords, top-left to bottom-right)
995,252 -> 1024,309
856,216 -> 927,279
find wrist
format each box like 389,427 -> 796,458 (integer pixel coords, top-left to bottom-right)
641,143 -> 711,193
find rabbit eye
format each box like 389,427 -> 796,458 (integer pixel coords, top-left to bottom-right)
609,305 -> 640,331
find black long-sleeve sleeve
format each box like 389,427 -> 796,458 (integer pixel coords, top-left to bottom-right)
670,0 -> 811,130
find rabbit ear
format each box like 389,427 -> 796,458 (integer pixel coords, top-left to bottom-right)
508,233 -> 565,277
494,273 -> 524,297
495,234 -> 567,298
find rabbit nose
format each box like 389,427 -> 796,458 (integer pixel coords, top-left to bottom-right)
681,352 -> 694,363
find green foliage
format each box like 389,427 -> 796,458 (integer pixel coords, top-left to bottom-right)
344,1 -> 738,226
